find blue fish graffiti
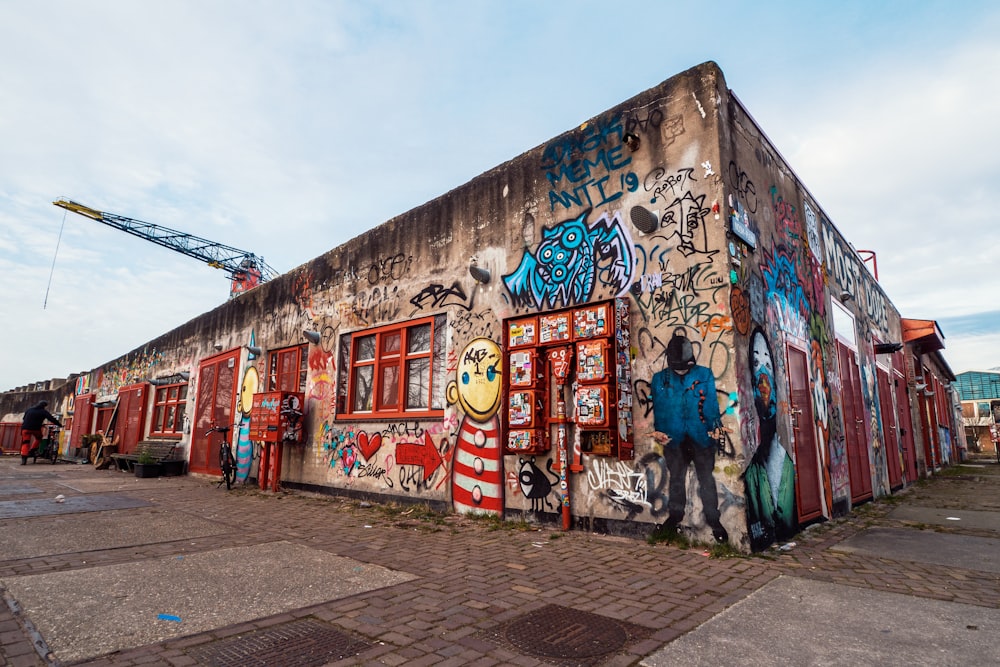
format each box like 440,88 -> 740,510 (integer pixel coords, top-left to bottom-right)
503,209 -> 636,310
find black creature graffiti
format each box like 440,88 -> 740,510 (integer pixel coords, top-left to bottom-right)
518,457 -> 559,512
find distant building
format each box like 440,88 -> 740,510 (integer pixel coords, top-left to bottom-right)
956,370 -> 1000,455
0,62 -> 964,552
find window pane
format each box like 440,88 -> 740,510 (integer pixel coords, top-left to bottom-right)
432,314 -> 447,409
382,332 -> 401,356
355,335 -> 376,361
407,358 -> 430,409
165,406 -> 176,431
178,385 -> 187,400
268,353 -> 279,390
352,366 -> 374,411
154,406 -> 164,432
175,404 -> 186,432
408,324 -> 431,353
380,364 -> 400,408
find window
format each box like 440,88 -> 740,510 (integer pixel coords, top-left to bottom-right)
337,315 -> 446,418
151,383 -> 188,437
267,345 -> 307,392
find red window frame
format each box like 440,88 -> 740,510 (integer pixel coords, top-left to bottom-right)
150,382 -> 188,438
267,345 -> 307,392
340,316 -> 440,420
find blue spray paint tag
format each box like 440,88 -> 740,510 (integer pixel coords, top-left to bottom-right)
157,614 -> 182,622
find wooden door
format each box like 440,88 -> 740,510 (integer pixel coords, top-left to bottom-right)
787,344 -> 823,522
190,350 -> 239,474
837,342 -> 872,503
117,383 -> 149,454
71,393 -> 95,450
891,355 -> 918,482
877,368 -> 903,489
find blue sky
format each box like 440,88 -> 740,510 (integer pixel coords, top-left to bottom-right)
2,0 -> 998,390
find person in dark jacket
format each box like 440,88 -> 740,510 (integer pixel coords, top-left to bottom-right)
20,401 -> 62,465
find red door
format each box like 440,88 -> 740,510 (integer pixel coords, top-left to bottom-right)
117,383 -> 150,454
72,393 -> 95,450
191,350 -> 239,475
877,368 -> 903,489
0,423 -> 19,453
838,342 -> 873,503
788,344 -> 823,522
892,355 -> 918,482
917,386 -> 941,471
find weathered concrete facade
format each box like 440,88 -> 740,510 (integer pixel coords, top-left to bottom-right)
1,62 -> 962,551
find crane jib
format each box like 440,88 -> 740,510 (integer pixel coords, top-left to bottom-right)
52,198 -> 278,298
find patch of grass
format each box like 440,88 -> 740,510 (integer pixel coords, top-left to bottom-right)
708,541 -> 747,559
647,524 -> 750,557
647,524 -> 693,549
549,533 -> 562,540
368,501 -> 447,525
468,513 -> 533,531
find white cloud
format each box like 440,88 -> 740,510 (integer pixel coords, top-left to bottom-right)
2,1 -> 1000,388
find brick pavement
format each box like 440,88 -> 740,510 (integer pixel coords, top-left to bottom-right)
2,456 -> 998,666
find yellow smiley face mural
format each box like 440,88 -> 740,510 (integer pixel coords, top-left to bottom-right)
238,365 -> 259,416
447,337 -> 503,422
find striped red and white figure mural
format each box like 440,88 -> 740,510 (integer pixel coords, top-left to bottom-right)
448,337 -> 504,515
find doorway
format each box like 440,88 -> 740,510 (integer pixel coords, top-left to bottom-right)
787,344 -> 824,522
837,341 -> 873,503
190,350 -> 239,475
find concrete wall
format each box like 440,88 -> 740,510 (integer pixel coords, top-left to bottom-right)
1,62 -> 919,552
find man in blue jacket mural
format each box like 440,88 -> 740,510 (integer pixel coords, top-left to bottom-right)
651,328 -> 729,543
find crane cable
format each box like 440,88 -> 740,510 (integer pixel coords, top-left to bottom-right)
43,208 -> 68,310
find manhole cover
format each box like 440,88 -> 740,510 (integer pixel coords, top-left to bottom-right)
504,604 -> 629,659
185,618 -> 370,667
0,494 -> 150,519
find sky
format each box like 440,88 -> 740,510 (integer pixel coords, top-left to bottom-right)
2,0 -> 999,391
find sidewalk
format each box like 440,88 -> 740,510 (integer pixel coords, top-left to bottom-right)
1,453 -> 998,666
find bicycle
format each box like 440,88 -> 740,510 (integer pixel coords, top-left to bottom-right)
42,425 -> 60,464
206,425 -> 236,490
27,425 -> 61,464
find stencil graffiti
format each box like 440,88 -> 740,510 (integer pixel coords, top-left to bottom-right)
649,328 -> 729,542
503,209 -> 636,311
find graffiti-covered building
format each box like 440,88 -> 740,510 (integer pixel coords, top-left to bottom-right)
0,62 -> 963,551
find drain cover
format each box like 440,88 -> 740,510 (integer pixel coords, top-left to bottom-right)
185,618 -> 370,667
504,604 -> 629,659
